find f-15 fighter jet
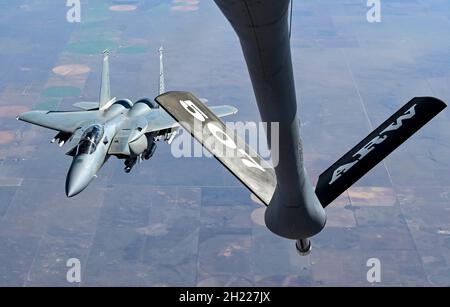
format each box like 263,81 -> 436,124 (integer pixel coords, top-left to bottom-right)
17,48 -> 237,197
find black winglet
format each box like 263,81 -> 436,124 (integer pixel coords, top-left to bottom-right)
316,97 -> 446,208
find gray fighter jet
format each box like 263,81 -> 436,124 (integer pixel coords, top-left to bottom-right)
17,6 -> 447,255
17,48 -> 237,197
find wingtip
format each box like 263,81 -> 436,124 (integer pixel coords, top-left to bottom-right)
414,96 -> 447,109
16,110 -> 46,123
225,105 -> 239,115
16,112 -> 27,121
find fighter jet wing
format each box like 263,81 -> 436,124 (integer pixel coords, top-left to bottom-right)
155,91 -> 276,205
144,105 -> 238,133
17,110 -> 104,133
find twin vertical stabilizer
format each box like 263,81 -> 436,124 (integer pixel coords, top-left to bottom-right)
99,50 -> 112,110
159,46 -> 165,95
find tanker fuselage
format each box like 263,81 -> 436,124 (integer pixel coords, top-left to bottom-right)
214,0 -> 327,242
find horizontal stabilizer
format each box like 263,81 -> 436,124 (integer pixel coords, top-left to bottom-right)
316,97 -> 447,208
73,102 -> 99,111
155,91 -> 277,205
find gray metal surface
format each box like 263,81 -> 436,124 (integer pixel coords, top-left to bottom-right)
214,0 -> 327,240
156,91 -> 275,205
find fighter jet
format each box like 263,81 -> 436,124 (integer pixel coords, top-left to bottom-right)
17,48 -> 237,197
17,4 -> 447,255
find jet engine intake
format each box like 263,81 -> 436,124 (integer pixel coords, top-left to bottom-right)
128,134 -> 148,156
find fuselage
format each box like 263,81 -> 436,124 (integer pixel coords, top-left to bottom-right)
65,98 -> 161,197
65,123 -> 113,197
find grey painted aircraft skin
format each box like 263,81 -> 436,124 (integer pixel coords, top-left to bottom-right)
17,48 -> 237,198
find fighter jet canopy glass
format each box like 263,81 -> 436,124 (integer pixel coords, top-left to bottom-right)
77,125 -> 104,155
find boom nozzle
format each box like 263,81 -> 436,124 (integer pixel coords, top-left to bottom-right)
295,238 -> 312,256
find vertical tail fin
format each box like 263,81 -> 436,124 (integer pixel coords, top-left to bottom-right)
99,50 -> 111,109
159,46 -> 165,95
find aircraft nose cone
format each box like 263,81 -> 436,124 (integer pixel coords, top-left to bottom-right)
65,158 -> 93,198
65,178 -> 86,198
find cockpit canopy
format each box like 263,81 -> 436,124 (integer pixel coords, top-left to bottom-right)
77,125 -> 104,155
